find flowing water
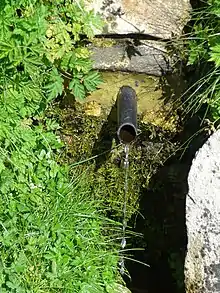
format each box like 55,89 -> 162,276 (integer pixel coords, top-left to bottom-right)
120,144 -> 130,275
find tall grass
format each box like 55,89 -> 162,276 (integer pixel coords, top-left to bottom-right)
173,0 -> 220,122
0,173 -> 121,292
0,1 -> 125,291
0,74 -> 123,291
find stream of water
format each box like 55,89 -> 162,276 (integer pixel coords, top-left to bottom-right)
120,144 -> 130,275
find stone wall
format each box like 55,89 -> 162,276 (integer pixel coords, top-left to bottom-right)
85,0 -> 191,76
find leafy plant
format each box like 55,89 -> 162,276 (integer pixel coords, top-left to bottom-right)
0,0 -> 104,102
0,1 -> 126,292
183,0 -> 220,121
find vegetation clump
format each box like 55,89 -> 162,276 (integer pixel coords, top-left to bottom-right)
0,1 -> 125,292
182,0 -> 220,122
0,0 -> 103,103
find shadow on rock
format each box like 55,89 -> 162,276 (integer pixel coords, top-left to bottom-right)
126,115 -> 209,293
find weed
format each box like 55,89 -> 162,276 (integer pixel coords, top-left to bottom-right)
178,0 -> 220,121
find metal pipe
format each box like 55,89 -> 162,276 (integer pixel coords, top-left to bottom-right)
117,86 -> 137,144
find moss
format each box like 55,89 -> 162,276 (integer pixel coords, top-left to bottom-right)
49,99 -> 178,221
84,71 -> 179,131
92,38 -> 117,48
142,108 -> 179,133
47,71 -> 181,221
93,136 -> 176,219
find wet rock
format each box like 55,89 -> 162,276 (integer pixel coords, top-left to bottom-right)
83,71 -> 178,131
185,130 -> 220,293
90,40 -> 170,76
141,109 -> 178,132
85,71 -> 162,113
85,0 -> 191,39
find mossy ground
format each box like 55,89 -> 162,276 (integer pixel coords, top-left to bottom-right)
47,96 -> 179,222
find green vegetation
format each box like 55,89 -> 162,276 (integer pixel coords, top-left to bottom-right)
53,100 -> 177,221
183,0 -> 220,121
0,0 -> 103,103
2,0 -> 212,291
0,1 -> 126,292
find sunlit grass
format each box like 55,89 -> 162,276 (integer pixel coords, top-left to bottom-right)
168,1 -> 220,122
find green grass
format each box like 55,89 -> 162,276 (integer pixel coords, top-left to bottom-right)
0,91 -> 125,291
171,0 -> 220,122
0,1 -> 127,292
0,73 -> 122,291
0,172 -> 121,292
0,79 -> 123,291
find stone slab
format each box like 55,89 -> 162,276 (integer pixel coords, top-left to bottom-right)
90,40 -> 170,76
83,71 -> 178,132
85,0 -> 191,39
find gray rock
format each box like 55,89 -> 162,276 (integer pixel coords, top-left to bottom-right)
85,0 -> 191,39
90,40 -> 171,76
185,130 -> 220,293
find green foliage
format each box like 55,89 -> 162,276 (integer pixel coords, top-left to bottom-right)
45,68 -> 64,102
186,24 -> 210,66
185,0 -> 220,120
0,0 -> 104,102
209,43 -> 220,66
0,1 -> 123,292
0,144 -> 119,292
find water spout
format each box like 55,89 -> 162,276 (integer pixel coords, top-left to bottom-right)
117,86 -> 137,144
117,86 -> 137,275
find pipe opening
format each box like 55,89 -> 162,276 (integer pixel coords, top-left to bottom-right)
118,123 -> 137,144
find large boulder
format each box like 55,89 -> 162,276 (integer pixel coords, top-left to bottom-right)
85,0 -> 191,39
185,130 -> 220,293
